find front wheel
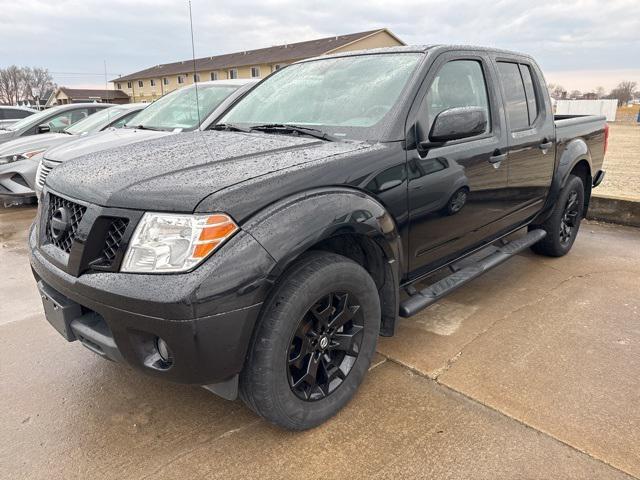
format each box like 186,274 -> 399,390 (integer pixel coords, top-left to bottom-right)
530,174 -> 584,257
239,251 -> 381,430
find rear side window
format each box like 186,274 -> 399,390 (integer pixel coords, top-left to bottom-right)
519,64 -> 538,124
497,62 -> 529,130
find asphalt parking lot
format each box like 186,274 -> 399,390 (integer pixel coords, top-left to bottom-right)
1,206 -> 639,480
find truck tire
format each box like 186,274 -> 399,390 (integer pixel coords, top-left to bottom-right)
530,174 -> 584,257
239,251 -> 381,430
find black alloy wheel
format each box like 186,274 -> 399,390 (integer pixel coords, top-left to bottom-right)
288,292 -> 363,401
530,174 -> 584,257
559,190 -> 580,244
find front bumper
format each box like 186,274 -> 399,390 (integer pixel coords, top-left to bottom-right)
29,224 -> 276,387
0,158 -> 37,205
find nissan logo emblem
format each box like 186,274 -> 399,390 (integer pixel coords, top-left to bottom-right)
50,207 -> 71,241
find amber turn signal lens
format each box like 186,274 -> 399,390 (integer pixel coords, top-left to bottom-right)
192,214 -> 238,259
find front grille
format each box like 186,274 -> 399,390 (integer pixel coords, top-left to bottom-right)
45,194 -> 86,253
36,160 -> 56,189
92,218 -> 129,268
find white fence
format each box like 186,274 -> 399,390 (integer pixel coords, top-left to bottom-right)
555,99 -> 618,121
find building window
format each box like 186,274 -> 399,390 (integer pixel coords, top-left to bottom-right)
273,64 -> 283,71
251,67 -> 260,78
116,82 -> 121,89
194,73 -> 200,82
127,81 -> 132,89
150,79 -> 156,87
163,77 -> 169,86
228,69 -> 238,79
210,71 -> 218,81
138,80 -> 144,88
177,75 -> 185,84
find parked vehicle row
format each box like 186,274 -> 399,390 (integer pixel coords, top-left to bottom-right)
0,79 -> 256,205
29,46 -> 607,430
0,103 -> 144,206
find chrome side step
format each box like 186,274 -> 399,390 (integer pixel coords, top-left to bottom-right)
399,229 -> 546,318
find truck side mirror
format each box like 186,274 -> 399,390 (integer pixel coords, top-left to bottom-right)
37,124 -> 51,134
422,107 -> 487,147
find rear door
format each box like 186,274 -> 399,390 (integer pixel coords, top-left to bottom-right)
406,51 -> 510,277
493,56 -> 555,220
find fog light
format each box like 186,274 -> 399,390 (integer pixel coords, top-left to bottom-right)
156,337 -> 173,364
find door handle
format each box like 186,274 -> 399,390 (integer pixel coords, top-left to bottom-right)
488,152 -> 507,164
539,140 -> 553,150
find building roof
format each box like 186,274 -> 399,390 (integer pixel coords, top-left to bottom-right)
58,87 -> 129,99
112,28 -> 403,82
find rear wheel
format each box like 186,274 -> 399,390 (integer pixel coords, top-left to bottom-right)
530,174 -> 584,257
239,251 -> 380,430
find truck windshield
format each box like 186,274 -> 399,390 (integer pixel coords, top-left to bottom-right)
127,84 -> 240,132
221,53 -> 422,138
65,106 -> 129,135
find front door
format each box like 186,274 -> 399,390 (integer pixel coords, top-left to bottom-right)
406,53 -> 510,277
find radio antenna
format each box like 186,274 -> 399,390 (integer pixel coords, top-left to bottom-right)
188,0 -> 201,127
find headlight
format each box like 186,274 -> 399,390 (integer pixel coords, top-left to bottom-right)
121,212 -> 238,273
0,149 -> 46,165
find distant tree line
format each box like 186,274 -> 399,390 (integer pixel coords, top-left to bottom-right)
548,81 -> 639,105
0,66 -> 56,106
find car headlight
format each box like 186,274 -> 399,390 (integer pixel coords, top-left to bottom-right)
121,212 -> 238,273
0,149 -> 46,165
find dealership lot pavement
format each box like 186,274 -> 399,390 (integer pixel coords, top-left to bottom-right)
1,206 -> 639,479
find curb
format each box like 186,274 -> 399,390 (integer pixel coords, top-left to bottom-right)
587,194 -> 640,228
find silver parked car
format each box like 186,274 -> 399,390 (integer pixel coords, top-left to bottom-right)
0,106 -> 37,129
0,103 -> 113,146
0,104 -> 143,206
35,79 -> 257,196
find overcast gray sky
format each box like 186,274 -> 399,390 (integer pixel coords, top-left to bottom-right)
1,0 -> 638,91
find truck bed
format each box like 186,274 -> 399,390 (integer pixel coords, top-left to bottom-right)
554,114 -> 607,176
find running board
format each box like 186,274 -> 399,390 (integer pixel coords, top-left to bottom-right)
399,229 -> 547,318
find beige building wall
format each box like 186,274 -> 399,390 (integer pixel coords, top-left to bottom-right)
113,30 -> 403,103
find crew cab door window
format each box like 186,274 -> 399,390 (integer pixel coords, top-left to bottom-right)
422,60 -> 490,137
519,64 -> 539,124
497,62 -> 530,130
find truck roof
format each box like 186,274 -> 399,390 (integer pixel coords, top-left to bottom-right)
300,44 -> 534,63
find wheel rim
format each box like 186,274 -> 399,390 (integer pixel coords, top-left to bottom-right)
560,190 -> 580,244
287,292 -> 363,401
450,190 -> 467,213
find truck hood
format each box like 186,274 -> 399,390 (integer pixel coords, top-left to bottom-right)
0,133 -> 70,158
47,130 -> 373,212
43,127 -> 170,163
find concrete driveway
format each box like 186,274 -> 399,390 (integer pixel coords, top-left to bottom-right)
1,206 -> 639,480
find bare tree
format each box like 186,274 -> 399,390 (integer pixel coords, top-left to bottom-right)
548,83 -> 567,100
595,86 -> 605,99
23,67 -> 56,104
0,66 -> 55,106
607,81 -> 638,106
569,90 -> 582,99
0,66 -> 27,105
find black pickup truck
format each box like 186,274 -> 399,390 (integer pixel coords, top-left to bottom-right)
29,45 -> 607,430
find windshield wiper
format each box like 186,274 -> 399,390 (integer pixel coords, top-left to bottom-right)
211,123 -> 251,133
130,124 -> 164,131
249,124 -> 338,142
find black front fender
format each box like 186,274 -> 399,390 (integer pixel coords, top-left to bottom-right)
242,187 -> 404,275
